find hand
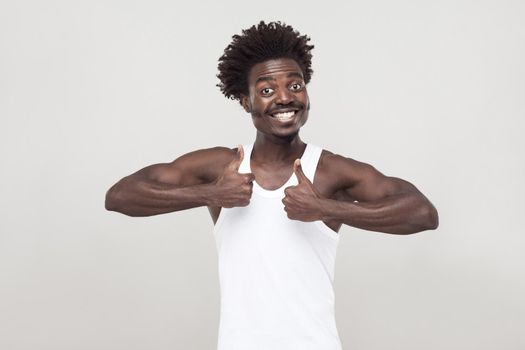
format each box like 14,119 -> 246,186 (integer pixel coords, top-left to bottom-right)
282,159 -> 324,222
211,144 -> 255,208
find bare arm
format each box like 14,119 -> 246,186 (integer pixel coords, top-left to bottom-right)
105,146 -> 255,217
105,147 -> 223,217
320,156 -> 438,234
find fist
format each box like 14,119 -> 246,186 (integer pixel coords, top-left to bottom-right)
212,144 -> 255,208
282,159 -> 324,221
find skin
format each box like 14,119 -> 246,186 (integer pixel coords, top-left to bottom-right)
105,58 -> 438,235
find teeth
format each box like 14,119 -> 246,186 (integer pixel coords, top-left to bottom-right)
273,111 -> 295,119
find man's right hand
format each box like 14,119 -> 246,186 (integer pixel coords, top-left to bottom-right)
210,144 -> 255,208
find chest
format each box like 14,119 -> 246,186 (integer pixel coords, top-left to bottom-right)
209,150 -> 353,233
251,150 -> 344,195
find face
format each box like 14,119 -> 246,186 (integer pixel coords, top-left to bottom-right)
241,58 -> 310,139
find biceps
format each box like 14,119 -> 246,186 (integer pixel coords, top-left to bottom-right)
346,169 -> 418,202
128,163 -> 183,185
148,163 -> 208,187
146,164 -> 185,184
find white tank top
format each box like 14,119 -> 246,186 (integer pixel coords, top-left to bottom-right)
213,142 -> 343,350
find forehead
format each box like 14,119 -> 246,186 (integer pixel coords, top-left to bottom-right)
248,58 -> 303,84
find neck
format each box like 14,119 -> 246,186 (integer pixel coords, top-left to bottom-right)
252,132 -> 306,163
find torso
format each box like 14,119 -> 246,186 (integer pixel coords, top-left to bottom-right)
207,148 -> 354,234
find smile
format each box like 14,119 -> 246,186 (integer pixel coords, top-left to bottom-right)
270,110 -> 298,122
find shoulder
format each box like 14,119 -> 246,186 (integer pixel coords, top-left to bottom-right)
318,148 -> 420,201
146,145 -> 238,185
318,149 -> 373,172
181,145 -> 237,163
170,145 -> 238,166
317,148 -> 378,189
171,145 -> 238,182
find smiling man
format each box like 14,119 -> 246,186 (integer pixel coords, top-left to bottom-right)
105,21 -> 438,350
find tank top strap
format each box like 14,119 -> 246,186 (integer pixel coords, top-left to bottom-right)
238,143 -> 253,174
300,143 -> 323,183
236,142 -> 322,180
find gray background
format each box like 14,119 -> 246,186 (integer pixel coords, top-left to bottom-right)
1,0 -> 524,349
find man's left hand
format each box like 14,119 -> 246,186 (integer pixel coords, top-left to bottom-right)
282,159 -> 324,222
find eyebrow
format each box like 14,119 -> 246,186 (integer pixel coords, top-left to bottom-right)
255,72 -> 304,85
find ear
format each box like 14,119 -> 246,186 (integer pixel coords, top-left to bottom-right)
240,95 -> 251,113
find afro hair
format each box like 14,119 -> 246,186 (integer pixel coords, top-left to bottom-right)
216,21 -> 314,104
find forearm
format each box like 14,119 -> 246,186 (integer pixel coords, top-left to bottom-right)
105,177 -> 216,217
319,193 -> 438,234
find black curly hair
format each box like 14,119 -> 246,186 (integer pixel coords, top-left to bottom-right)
217,21 -> 314,104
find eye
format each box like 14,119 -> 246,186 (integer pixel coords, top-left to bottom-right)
290,82 -> 303,91
260,87 -> 274,95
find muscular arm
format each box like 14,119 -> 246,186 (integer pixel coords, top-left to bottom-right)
319,156 -> 439,234
104,147 -> 229,217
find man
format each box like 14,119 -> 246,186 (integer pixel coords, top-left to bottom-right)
105,21 -> 438,350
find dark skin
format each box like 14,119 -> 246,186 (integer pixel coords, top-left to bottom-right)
105,58 -> 438,234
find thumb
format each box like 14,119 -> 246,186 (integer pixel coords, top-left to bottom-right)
293,159 -> 309,184
229,144 -> 244,171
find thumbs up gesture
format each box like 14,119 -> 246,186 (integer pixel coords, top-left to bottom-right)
282,159 -> 324,222
212,145 -> 255,208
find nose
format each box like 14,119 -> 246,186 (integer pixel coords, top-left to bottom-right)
275,88 -> 293,105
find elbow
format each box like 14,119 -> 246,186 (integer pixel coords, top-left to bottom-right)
105,185 -> 122,212
105,189 -> 117,212
429,208 -> 439,230
404,201 -> 438,234
104,185 -> 143,217
420,202 -> 439,231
